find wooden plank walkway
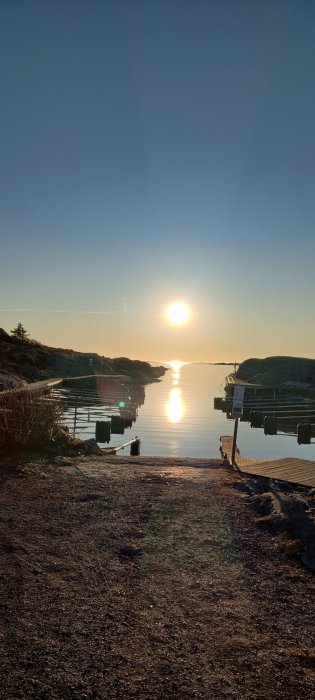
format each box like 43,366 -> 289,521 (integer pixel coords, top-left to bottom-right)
220,436 -> 259,469
220,435 -> 315,488
0,378 -> 62,396
243,457 -> 315,487
1,374 -> 132,398
225,376 -> 264,388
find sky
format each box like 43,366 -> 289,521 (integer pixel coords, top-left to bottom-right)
0,0 -> 314,363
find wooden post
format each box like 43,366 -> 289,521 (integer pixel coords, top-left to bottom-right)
231,417 -> 239,465
73,394 -> 78,437
130,437 -> 141,456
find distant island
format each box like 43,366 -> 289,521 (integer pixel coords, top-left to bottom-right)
212,362 -> 239,366
0,326 -> 166,388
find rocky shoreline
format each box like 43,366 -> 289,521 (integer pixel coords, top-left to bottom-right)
235,356 -> 315,388
0,327 -> 166,387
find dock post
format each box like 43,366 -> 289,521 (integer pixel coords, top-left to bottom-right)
130,437 -> 141,456
73,394 -> 78,437
231,418 -> 239,465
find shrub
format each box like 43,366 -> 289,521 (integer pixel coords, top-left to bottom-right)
0,389 -> 61,449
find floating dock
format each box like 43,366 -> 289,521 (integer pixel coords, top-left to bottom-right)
220,435 -> 315,488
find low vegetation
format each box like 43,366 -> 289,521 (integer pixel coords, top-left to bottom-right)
0,389 -> 61,450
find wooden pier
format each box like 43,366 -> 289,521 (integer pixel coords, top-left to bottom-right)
0,377 -> 63,396
220,435 -> 315,488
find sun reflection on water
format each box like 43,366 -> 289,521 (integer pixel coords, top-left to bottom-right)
167,387 -> 183,423
166,360 -> 186,423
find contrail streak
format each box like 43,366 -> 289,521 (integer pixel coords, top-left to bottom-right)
0,308 -> 118,315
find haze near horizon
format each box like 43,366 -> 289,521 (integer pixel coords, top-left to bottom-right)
1,1 -> 314,363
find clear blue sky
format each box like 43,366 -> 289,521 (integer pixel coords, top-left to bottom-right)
1,0 -> 314,361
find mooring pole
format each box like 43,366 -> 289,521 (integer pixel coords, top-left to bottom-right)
231,417 -> 239,465
73,394 -> 78,437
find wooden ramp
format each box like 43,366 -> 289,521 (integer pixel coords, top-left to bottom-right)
220,435 -> 315,488
240,457 -> 315,488
220,436 -> 259,469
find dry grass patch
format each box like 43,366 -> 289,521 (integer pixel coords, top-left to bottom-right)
0,389 -> 61,449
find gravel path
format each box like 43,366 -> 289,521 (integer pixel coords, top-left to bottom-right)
0,456 -> 314,699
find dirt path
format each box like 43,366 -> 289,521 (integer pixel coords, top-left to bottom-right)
0,456 -> 314,699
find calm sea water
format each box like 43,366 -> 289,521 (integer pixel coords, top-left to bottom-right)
65,363 -> 315,460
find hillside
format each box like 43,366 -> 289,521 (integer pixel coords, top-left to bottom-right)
236,356 -> 315,388
0,328 -> 166,386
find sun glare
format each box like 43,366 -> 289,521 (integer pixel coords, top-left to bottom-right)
166,387 -> 183,423
165,302 -> 190,326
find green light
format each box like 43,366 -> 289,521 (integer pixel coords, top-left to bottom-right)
119,401 -> 125,408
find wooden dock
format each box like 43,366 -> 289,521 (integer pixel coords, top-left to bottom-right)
0,378 -> 63,396
220,435 -> 315,488
1,373 -> 132,398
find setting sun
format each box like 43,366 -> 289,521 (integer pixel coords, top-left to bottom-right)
165,302 -> 190,326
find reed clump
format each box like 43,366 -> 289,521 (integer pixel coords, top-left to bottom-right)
0,389 -> 61,449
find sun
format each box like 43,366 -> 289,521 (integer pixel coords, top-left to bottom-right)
165,302 -> 190,326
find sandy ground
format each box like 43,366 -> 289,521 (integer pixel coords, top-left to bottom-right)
0,454 -> 314,700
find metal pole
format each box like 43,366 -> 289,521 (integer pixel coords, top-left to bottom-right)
231,417 -> 239,465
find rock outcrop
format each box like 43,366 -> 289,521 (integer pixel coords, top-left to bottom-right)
236,356 -> 315,388
0,328 -> 166,386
